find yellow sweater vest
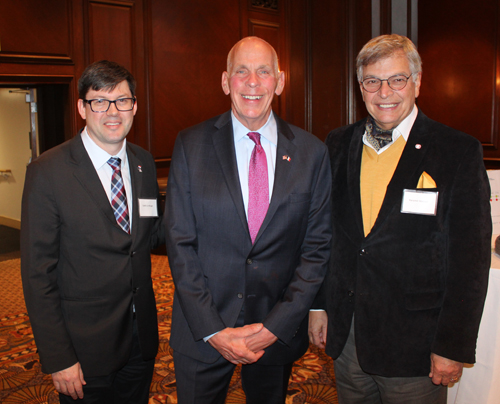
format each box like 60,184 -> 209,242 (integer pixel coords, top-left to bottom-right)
360,136 -> 406,236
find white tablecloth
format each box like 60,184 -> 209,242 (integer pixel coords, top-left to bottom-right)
447,253 -> 500,404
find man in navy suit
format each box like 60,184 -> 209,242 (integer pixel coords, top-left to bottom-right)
21,60 -> 162,403
165,36 -> 332,403
309,34 -> 491,404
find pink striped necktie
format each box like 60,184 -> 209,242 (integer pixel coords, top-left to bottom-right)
248,132 -> 269,243
107,157 -> 130,234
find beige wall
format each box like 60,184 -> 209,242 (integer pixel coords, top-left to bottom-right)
0,89 -> 32,228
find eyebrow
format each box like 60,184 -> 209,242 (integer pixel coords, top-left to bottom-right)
234,64 -> 272,71
363,72 -> 409,78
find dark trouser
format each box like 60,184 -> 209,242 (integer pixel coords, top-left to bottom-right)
334,319 -> 447,404
173,349 -> 293,404
58,319 -> 154,404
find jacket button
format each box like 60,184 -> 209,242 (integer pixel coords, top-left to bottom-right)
359,249 -> 367,256
130,251 -> 136,257
133,287 -> 138,294
348,290 -> 354,297
237,293 -> 243,299
246,259 -> 253,265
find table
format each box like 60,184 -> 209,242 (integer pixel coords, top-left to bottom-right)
447,252 -> 500,404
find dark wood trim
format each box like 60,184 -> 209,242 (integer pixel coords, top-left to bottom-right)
249,0 -> 279,15
143,0 -> 153,152
0,0 -> 75,65
490,0 -> 500,152
380,0 -> 392,35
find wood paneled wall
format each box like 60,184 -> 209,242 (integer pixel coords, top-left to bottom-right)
1,0 -> 498,168
417,0 -> 500,167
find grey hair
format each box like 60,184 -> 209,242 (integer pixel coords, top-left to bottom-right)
356,34 -> 422,82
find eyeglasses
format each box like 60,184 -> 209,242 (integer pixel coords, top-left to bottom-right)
361,73 -> 417,93
83,97 -> 136,112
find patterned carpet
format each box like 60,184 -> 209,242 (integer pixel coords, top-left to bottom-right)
0,255 -> 337,403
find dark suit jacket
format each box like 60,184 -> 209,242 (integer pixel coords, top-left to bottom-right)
165,111 -> 332,365
317,110 -> 491,377
21,133 -> 162,377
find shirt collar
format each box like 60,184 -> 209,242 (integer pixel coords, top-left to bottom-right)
363,104 -> 418,153
81,127 -> 128,170
231,111 -> 278,146
393,104 -> 418,142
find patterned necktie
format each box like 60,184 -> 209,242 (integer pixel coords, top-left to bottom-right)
107,157 -> 130,234
365,117 -> 394,151
248,132 -> 269,244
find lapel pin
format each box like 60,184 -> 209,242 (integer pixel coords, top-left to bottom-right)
282,155 -> 291,162
415,144 -> 422,149
138,165 -> 142,172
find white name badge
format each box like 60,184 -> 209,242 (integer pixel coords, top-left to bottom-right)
139,199 -> 158,217
401,189 -> 438,216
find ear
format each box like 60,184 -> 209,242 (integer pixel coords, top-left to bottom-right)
413,71 -> 422,98
275,71 -> 285,96
77,99 -> 87,120
132,98 -> 138,116
221,72 -> 230,95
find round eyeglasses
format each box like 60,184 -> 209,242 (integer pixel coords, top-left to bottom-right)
361,73 -> 417,93
84,97 -> 136,112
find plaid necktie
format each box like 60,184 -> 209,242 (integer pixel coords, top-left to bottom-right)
248,132 -> 269,244
107,157 -> 130,234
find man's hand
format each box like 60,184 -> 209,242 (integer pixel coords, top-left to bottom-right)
245,325 -> 278,352
308,310 -> 328,349
52,362 -> 86,400
208,323 -> 265,365
429,353 -> 464,386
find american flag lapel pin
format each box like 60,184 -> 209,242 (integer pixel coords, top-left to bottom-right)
282,155 -> 291,162
138,165 -> 142,172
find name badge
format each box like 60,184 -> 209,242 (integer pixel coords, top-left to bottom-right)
139,199 -> 158,217
401,189 -> 438,216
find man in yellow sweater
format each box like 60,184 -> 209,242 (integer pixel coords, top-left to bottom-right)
309,34 -> 491,404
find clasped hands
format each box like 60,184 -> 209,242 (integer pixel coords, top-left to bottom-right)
208,323 -> 278,365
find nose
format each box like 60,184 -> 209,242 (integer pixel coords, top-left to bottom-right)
107,101 -> 119,115
378,80 -> 394,98
246,71 -> 260,88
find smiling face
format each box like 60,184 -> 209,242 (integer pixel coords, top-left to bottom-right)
77,80 -> 137,155
221,38 -> 285,131
360,52 -> 421,130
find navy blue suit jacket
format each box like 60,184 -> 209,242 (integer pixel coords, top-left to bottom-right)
165,111 -> 332,365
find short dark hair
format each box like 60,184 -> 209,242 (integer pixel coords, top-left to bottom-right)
78,60 -> 136,99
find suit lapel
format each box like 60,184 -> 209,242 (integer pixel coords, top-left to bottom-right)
211,112 -> 249,235
127,145 -> 143,242
70,134 -> 120,231
347,121 -> 366,238
367,110 -> 434,237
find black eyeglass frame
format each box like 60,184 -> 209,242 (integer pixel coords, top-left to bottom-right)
83,97 -> 136,113
360,73 -> 418,93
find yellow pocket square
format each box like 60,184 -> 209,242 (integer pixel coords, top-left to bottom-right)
417,171 -> 437,188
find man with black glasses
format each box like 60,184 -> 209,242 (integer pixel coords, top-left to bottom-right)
309,34 -> 491,403
21,60 -> 163,403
